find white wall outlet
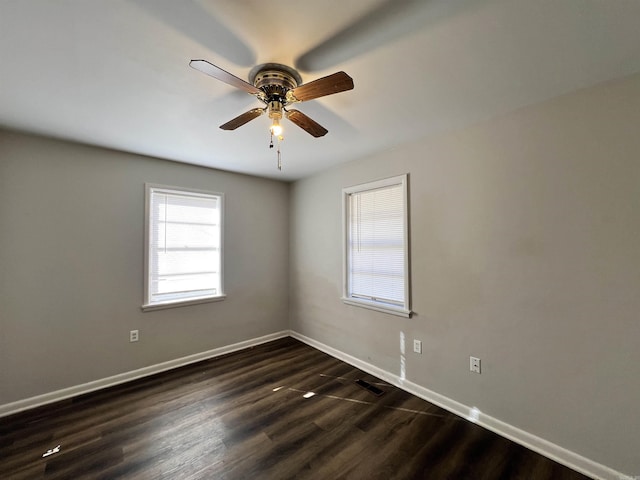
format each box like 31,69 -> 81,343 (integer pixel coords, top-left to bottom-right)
130,330 -> 139,342
413,339 -> 422,354
470,356 -> 481,374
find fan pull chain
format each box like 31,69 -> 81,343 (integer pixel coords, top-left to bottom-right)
268,131 -> 284,170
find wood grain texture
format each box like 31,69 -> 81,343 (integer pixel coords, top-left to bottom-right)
0,338 -> 592,479
289,72 -> 354,102
286,110 -> 328,137
220,108 -> 264,130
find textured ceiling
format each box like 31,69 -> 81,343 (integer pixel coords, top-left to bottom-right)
1,0 -> 640,180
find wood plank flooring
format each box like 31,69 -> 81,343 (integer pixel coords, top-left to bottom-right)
0,337 -> 592,479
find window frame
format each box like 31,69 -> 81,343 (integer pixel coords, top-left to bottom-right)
142,183 -> 226,312
342,174 -> 411,317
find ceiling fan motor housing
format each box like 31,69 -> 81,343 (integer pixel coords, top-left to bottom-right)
251,63 -> 302,104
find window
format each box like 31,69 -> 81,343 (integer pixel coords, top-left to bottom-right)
343,174 -> 410,317
143,184 -> 225,311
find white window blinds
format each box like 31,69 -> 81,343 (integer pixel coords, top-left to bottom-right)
145,186 -> 223,307
344,175 -> 410,316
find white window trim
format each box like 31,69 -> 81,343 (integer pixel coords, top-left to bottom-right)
342,174 -> 411,318
142,183 -> 226,312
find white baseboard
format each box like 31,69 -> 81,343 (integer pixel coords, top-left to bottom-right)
0,331 -> 289,419
290,331 -> 630,480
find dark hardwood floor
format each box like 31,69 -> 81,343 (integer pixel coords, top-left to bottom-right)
0,337 -> 591,479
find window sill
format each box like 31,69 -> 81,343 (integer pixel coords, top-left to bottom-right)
341,297 -> 412,318
142,294 -> 227,312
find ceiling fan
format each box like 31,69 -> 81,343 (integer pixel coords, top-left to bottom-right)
189,59 -> 354,138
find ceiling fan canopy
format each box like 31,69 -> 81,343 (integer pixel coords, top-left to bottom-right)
189,59 -> 354,138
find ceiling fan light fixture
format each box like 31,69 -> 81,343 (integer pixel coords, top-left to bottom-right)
270,118 -> 283,137
268,100 -> 284,137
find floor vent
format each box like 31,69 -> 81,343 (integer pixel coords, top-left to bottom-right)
355,379 -> 384,396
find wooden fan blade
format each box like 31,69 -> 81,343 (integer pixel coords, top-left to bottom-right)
288,71 -> 354,102
190,59 -> 262,95
286,110 -> 328,137
220,108 -> 265,130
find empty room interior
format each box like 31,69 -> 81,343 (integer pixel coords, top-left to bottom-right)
1,1 -> 639,479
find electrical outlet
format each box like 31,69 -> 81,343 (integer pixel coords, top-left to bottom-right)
130,330 -> 139,343
413,339 -> 422,354
470,356 -> 481,374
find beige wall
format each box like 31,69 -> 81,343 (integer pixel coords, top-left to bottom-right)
290,72 -> 640,475
0,131 -> 289,405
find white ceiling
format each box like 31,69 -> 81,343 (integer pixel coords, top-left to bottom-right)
1,0 -> 640,181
